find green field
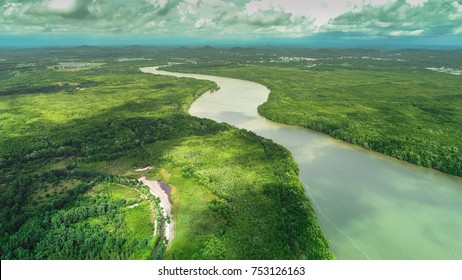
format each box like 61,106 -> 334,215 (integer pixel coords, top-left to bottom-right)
168,59 -> 462,177
0,47 -> 333,260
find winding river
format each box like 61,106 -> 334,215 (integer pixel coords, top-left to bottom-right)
141,66 -> 462,260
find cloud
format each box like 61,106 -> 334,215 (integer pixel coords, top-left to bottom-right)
1,0 -> 461,40
146,0 -> 182,16
389,29 -> 424,36
1,0 -> 182,33
247,10 -> 291,27
327,0 -> 462,37
30,0 -> 92,19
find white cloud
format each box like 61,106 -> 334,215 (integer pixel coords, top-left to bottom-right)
48,0 -> 76,12
407,0 -> 427,6
389,29 -> 424,36
1,0 -> 461,39
327,0 -> 462,36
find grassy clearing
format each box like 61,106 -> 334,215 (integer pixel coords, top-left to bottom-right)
125,201 -> 154,239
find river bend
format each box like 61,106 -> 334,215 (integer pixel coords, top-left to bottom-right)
141,66 -> 462,259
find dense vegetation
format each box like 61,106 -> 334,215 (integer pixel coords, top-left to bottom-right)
167,53 -> 462,177
0,47 -> 333,259
159,129 -> 332,259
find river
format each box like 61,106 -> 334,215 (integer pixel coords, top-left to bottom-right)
141,66 -> 462,260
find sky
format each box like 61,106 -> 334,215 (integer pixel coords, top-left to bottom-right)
1,0 -> 462,47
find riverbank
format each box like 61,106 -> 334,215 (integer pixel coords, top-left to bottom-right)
146,65 -> 462,259
142,66 -> 334,260
138,176 -> 174,247
164,64 -> 462,178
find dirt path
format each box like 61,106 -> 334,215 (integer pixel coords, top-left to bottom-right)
138,176 -> 174,247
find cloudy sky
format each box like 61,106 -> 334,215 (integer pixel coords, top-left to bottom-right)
1,0 -> 462,46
